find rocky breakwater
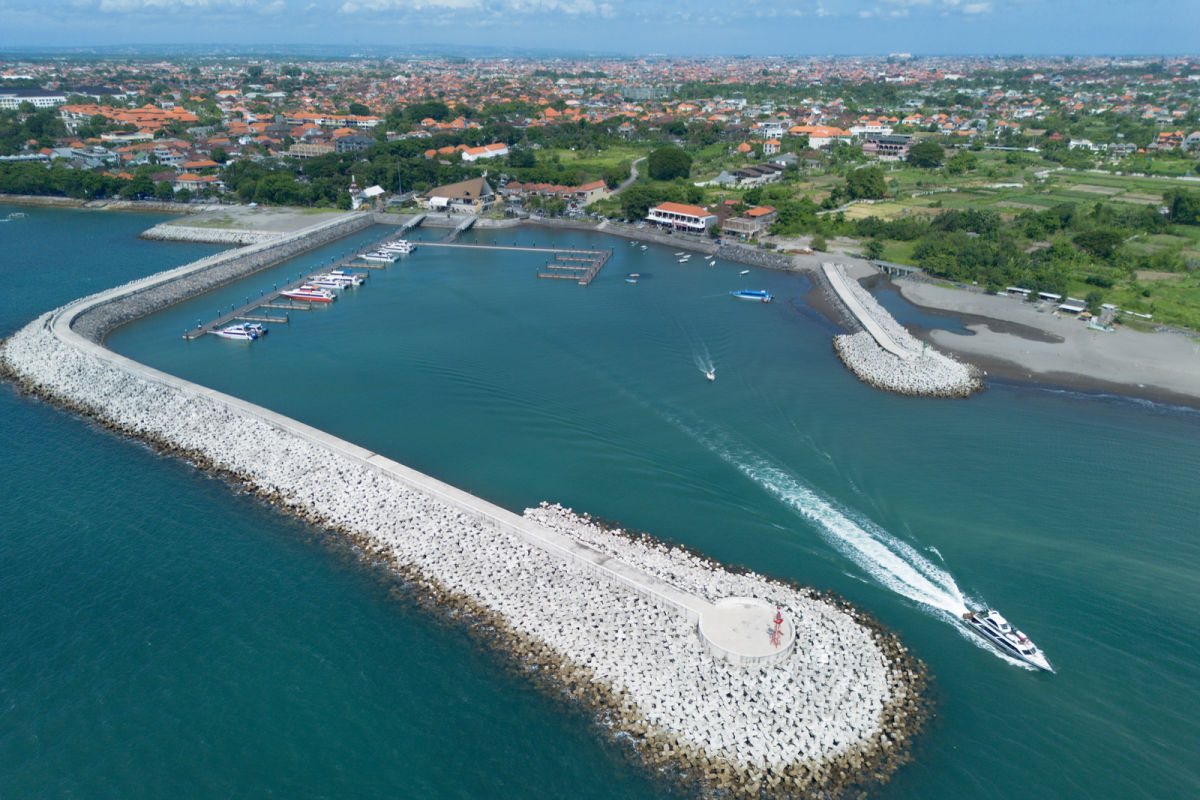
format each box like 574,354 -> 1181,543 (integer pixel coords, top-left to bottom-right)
822,263 -> 982,398
140,223 -> 284,245
1,268 -> 927,799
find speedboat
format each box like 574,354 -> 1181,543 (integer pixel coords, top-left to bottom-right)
281,285 -> 336,303
359,251 -> 398,263
240,322 -> 267,336
311,272 -> 362,288
730,289 -> 773,303
625,272 -> 640,284
739,269 -> 750,275
962,609 -> 1053,672
213,324 -> 259,341
380,239 -> 415,254
705,369 -> 715,381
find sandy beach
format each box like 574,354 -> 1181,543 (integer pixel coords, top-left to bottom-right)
897,280 -> 1200,407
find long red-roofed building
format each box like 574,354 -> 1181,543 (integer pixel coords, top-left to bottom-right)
647,201 -> 717,232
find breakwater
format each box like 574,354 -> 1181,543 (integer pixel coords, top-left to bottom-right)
140,224 -> 283,245
822,263 -> 982,398
0,231 -> 927,798
72,212 -> 373,342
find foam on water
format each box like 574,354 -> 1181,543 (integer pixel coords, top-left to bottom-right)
665,414 -> 972,621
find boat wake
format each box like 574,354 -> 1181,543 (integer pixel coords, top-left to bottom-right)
666,417 -> 973,622
693,347 -> 715,381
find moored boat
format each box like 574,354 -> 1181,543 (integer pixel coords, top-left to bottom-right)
962,609 -> 1053,672
730,289 -> 773,303
310,272 -> 362,288
380,239 -> 416,254
359,251 -> 397,263
281,285 -> 336,303
213,324 -> 260,341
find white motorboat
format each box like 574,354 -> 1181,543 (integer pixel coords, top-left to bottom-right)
213,324 -> 259,341
962,610 -> 1053,671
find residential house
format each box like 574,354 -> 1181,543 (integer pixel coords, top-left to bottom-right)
722,206 -> 777,239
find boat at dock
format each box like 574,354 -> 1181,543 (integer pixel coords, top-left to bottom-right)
961,610 -> 1053,672
330,269 -> 367,283
730,289 -> 773,303
380,239 -> 416,254
359,251 -> 398,263
310,272 -> 362,288
281,285 -> 336,303
213,324 -> 260,341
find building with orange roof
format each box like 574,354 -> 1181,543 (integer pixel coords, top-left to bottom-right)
461,142 -> 509,162
647,201 -> 717,232
723,205 -> 777,238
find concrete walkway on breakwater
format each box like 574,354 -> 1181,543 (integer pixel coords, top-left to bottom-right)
822,262 -> 913,360
52,283 -> 787,667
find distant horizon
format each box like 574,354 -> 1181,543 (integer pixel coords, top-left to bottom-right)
3,0 -> 1197,59
2,43 -> 1198,61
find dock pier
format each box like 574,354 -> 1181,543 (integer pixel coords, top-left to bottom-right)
183,229 -> 412,340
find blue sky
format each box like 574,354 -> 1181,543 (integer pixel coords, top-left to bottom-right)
2,0 -> 1197,55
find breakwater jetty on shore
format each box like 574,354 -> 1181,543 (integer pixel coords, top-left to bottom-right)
1,215 -> 928,799
821,263 -> 983,398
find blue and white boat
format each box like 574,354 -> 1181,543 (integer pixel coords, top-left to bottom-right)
213,324 -> 260,341
359,251 -> 398,264
730,289 -> 773,303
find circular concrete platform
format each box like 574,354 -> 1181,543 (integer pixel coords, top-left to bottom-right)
698,597 -> 795,666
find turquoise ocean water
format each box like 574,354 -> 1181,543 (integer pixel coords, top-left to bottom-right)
3,205 -> 1199,799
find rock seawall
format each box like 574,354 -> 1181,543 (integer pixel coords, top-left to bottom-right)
0,222 -> 929,799
140,224 -> 283,245
823,263 -> 982,397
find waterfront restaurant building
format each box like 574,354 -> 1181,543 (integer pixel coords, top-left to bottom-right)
646,201 -> 717,232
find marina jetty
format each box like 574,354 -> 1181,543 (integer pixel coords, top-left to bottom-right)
821,262 -> 983,398
0,217 -> 929,799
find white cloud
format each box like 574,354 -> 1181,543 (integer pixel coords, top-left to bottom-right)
94,0 -> 285,12
339,0 -> 608,13
962,1 -> 991,12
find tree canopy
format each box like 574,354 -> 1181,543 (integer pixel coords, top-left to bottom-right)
845,166 -> 887,200
647,145 -> 692,181
906,141 -> 945,168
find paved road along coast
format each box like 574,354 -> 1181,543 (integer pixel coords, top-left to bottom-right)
0,214 -> 928,798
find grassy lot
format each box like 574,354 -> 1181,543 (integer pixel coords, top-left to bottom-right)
546,145 -> 647,175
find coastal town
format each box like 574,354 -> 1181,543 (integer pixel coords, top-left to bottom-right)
4,54 -> 1200,334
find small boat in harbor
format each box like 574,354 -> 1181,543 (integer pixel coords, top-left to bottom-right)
739,269 -> 750,275
281,285 -> 336,303
380,239 -> 416,254
705,369 -> 715,381
625,272 -> 641,284
213,324 -> 260,341
359,251 -> 398,263
674,251 -> 684,256
961,609 -> 1053,672
640,245 -> 648,250
330,269 -> 367,283
730,289 -> 773,303
311,272 -> 363,288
